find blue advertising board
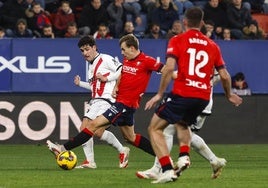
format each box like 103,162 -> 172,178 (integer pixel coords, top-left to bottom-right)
0,38 -> 268,93
0,39 -> 12,92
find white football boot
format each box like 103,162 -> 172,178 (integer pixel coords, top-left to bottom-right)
211,157 -> 227,179
75,160 -> 97,169
175,155 -> 191,176
119,147 -> 130,168
136,165 -> 162,179
151,169 -> 177,184
46,140 -> 64,158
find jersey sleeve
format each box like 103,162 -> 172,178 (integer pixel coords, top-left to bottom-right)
106,56 -> 122,81
166,36 -> 180,60
214,45 -> 226,70
145,56 -> 164,72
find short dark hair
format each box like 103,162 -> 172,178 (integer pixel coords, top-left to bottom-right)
78,35 -> 96,48
185,6 -> 204,28
119,34 -> 139,50
234,72 -> 245,81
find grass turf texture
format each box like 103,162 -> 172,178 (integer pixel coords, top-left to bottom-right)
0,144 -> 267,188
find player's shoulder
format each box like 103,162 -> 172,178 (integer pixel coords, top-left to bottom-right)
142,54 -> 158,65
100,53 -> 114,60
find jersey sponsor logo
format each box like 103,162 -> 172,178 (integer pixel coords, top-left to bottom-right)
186,78 -> 207,89
0,56 -> 71,73
122,65 -> 138,75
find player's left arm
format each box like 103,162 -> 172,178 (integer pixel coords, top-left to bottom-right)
96,59 -> 122,82
112,74 -> 121,98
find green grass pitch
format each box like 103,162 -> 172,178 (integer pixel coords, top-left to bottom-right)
0,144 -> 267,188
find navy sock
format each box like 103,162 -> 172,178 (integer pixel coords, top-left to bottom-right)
134,134 -> 155,156
64,129 -> 93,150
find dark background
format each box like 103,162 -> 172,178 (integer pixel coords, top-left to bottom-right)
0,94 -> 267,144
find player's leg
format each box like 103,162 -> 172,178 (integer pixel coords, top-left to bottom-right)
47,114 -> 111,156
136,124 -> 176,179
191,131 -> 226,179
95,128 -> 130,168
74,117 -> 97,169
191,113 -> 227,179
148,114 -> 177,184
174,122 -> 191,175
119,125 -> 155,156
77,100 -> 128,169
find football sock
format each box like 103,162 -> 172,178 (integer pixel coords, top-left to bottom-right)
64,128 -> 93,150
159,155 -> 173,172
100,130 -> 124,152
152,131 -> 174,169
179,145 -> 190,157
133,134 -> 155,156
191,133 -> 217,163
82,138 -> 95,163
164,132 -> 174,152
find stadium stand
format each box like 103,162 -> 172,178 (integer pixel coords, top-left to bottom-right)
252,13 -> 268,36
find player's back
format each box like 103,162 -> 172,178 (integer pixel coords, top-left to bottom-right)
167,29 -> 225,100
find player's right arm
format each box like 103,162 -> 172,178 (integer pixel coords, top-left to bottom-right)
145,58 -> 175,110
74,75 -> 91,90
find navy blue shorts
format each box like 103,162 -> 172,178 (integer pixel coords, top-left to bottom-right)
155,93 -> 209,126
102,102 -> 136,126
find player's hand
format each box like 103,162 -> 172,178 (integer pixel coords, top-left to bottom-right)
112,86 -> 118,98
145,93 -> 162,110
74,75 -> 80,86
96,72 -> 108,82
228,93 -> 243,107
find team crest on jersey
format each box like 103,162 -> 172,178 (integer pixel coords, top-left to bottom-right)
136,61 -> 141,66
112,58 -> 120,66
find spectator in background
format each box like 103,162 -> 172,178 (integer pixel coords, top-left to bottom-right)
123,0 -> 142,26
25,0 -> 46,11
64,21 -> 81,38
232,72 -> 251,96
41,24 -> 54,38
166,19 -> 184,39
120,21 -> 135,36
0,26 -> 7,38
243,22 -> 266,40
173,0 -> 193,20
190,0 -> 208,9
78,0 -> 109,35
5,18 -> 33,38
45,0 -> 60,13
144,22 -> 166,39
119,21 -> 143,38
106,0 -> 127,38
226,0 -> 258,39
93,23 -> 113,39
243,0 -> 265,13
222,28 -> 232,40
26,2 -> 51,37
53,0 -> 75,37
140,0 -> 157,21
201,20 -> 218,40
0,0 -> 28,30
203,0 -> 229,39
149,0 -> 179,33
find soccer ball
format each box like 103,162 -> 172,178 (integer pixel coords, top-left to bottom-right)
56,150 -> 77,170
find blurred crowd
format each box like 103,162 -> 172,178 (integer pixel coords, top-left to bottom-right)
0,0 -> 268,40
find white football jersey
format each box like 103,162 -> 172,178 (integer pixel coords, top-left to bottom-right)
87,53 -> 122,102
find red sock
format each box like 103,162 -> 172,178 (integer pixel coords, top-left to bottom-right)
179,145 -> 190,156
159,155 -> 173,172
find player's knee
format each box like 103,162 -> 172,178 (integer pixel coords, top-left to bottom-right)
94,128 -> 105,138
